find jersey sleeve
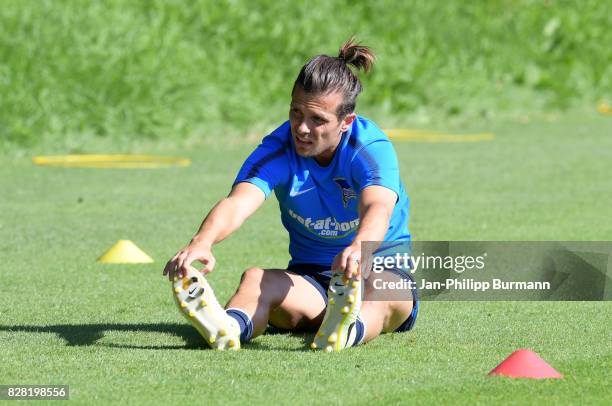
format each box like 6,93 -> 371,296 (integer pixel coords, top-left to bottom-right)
350,140 -> 401,197
233,133 -> 289,198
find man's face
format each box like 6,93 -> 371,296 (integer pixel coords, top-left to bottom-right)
289,87 -> 355,165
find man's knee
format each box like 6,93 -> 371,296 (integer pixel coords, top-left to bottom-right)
236,267 -> 289,305
239,267 -> 266,286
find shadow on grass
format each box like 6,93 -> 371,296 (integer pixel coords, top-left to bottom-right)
0,323 -> 315,352
0,323 -> 206,350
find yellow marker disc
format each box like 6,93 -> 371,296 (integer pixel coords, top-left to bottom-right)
32,154 -> 191,169
385,129 -> 494,143
597,102 -> 612,115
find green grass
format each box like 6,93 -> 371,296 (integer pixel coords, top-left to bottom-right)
1,113 -> 611,404
1,0 -> 611,150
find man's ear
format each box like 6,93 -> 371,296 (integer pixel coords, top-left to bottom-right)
340,113 -> 357,132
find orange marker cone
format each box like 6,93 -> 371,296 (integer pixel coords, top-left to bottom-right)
489,349 -> 563,379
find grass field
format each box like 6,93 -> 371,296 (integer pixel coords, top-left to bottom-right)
1,112 -> 611,404
2,0 -> 611,150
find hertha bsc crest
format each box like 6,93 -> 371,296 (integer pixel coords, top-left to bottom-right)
334,178 -> 357,208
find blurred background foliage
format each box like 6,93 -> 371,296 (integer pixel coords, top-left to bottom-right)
0,0 -> 610,150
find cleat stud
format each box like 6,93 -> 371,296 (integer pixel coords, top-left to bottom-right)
341,306 -> 349,314
310,342 -> 318,349
180,301 -> 188,308
347,295 -> 355,304
173,276 -> 178,282
325,345 -> 333,353
343,277 -> 349,284
200,299 -> 207,306
219,329 -> 227,337
316,331 -> 324,337
228,339 -> 236,348
174,287 -> 181,294
352,281 -> 359,288
188,310 -> 196,317
328,333 -> 337,343
329,298 -> 335,305
209,337 -> 216,344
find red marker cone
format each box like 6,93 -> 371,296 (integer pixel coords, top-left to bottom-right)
489,349 -> 563,379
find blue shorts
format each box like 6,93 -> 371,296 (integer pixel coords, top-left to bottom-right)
287,263 -> 419,332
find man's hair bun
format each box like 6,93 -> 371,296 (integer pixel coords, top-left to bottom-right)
338,36 -> 375,73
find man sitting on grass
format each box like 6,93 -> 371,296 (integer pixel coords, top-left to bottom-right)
163,38 -> 418,351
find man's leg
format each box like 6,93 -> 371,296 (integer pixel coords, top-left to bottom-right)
359,269 -> 416,342
225,267 -> 327,340
310,268 -> 416,350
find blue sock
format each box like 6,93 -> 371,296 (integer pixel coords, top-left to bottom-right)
226,308 -> 254,343
353,316 -> 366,346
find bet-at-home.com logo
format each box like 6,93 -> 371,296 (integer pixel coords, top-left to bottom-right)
287,209 -> 359,238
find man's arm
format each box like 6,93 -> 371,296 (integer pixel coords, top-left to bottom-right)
331,185 -> 396,279
163,182 -> 265,280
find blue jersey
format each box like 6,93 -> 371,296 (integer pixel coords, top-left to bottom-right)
234,116 -> 410,267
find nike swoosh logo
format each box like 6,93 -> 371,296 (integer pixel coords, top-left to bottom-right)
289,186 -> 316,197
188,286 -> 197,295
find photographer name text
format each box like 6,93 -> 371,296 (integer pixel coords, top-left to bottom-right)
374,278 -> 551,292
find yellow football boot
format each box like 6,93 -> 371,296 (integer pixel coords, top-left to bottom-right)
172,266 -> 240,351
311,272 -> 362,352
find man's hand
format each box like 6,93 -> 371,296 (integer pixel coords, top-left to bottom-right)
332,243 -> 362,280
163,242 -> 216,281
